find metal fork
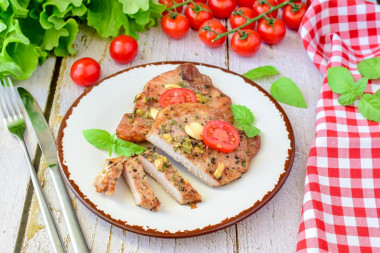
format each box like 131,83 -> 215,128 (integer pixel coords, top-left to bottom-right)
0,77 -> 66,253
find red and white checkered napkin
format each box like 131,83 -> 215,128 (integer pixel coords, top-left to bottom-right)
296,0 -> 380,252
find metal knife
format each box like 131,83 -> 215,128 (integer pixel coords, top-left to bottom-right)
18,87 -> 89,253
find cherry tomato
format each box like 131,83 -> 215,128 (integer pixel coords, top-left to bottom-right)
159,88 -> 197,108
184,3 -> 213,30
199,20 -> 227,48
282,3 -> 307,30
109,35 -> 138,64
159,0 -> 183,14
202,120 -> 241,153
237,0 -> 255,8
208,0 -> 237,18
161,14 -> 190,39
70,58 -> 101,87
229,7 -> 256,30
277,0 -> 300,4
257,18 -> 286,45
231,29 -> 261,57
252,0 -> 278,18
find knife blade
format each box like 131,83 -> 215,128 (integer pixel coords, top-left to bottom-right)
18,87 -> 89,253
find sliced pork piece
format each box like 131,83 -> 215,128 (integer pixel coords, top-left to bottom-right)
94,156 -> 126,196
116,63 -> 233,142
146,103 -> 261,187
139,148 -> 201,205
122,157 -> 161,211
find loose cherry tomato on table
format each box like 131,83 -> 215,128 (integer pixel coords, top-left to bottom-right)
184,3 -> 213,30
282,3 -> 307,30
257,18 -> 286,45
229,7 -> 256,30
237,0 -> 255,8
202,120 -> 241,153
252,0 -> 278,18
208,0 -> 237,18
159,88 -> 197,108
70,58 -> 101,87
161,14 -> 190,39
199,19 -> 227,48
109,35 -> 138,64
159,0 -> 183,14
231,29 -> 261,57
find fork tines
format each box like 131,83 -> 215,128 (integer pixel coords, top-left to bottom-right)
0,77 -> 23,122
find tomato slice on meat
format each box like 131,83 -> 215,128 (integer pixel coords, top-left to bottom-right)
202,120 -> 240,153
159,88 -> 197,108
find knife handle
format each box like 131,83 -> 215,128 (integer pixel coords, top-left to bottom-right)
19,139 -> 66,253
49,164 -> 90,253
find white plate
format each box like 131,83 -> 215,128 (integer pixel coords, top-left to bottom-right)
57,62 -> 294,238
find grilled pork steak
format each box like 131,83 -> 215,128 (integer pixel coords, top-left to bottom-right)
146,103 -> 261,187
116,63 -> 233,142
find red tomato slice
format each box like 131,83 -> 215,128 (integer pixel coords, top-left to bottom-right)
159,88 -> 197,108
202,120 -> 240,153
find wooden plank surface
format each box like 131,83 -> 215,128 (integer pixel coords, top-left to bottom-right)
0,18 -> 322,252
0,57 -> 56,253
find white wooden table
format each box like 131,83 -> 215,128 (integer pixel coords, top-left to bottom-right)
0,23 -> 323,252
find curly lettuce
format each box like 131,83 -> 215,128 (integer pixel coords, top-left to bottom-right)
0,0 -> 165,80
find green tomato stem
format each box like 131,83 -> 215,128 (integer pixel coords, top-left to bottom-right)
167,0 -> 192,10
212,0 -> 294,42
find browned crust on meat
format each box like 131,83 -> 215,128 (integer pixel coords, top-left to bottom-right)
147,104 -> 261,186
123,157 -> 161,211
116,63 -> 233,142
94,156 -> 126,196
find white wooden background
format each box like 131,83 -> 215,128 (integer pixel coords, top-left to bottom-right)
0,20 -> 323,252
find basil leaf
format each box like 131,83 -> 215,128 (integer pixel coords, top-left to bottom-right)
358,94 -> 380,122
243,125 -> 260,138
338,92 -> 357,106
375,89 -> 380,98
231,105 -> 254,125
231,105 -> 260,137
327,66 -> 354,94
270,77 -> 307,108
357,57 -> 380,80
115,139 -> 146,157
109,134 -> 116,156
352,77 -> 368,96
243,65 -> 280,80
83,129 -> 113,150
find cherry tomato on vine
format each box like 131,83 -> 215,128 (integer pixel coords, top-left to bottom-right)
161,14 -> 190,39
208,0 -> 237,18
109,35 -> 138,64
199,19 -> 227,48
159,88 -> 197,108
184,3 -> 213,30
237,0 -> 255,8
252,0 -> 278,18
282,3 -> 307,30
229,7 -> 256,30
196,0 -> 208,3
231,29 -> 261,57
202,120 -> 241,153
257,18 -> 286,45
70,58 -> 101,87
277,0 -> 300,4
159,0 -> 183,14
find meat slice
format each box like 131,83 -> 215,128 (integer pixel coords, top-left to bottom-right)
116,63 -> 233,142
139,148 -> 201,205
146,103 -> 261,187
122,157 -> 161,211
94,156 -> 126,196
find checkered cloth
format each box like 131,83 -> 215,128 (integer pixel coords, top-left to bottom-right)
296,0 -> 380,252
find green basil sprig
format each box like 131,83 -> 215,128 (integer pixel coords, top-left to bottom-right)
243,65 -> 280,80
231,105 -> 260,138
83,129 -> 145,157
327,56 -> 380,122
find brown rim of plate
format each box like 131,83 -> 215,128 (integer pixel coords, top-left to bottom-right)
57,61 -> 295,239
